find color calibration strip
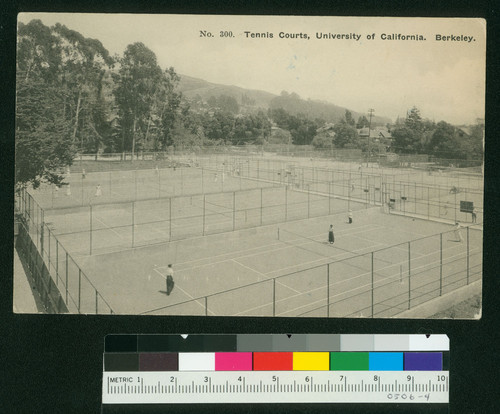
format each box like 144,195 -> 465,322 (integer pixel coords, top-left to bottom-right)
105,351 -> 445,372
102,334 -> 449,406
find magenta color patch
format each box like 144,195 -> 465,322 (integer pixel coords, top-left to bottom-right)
215,352 -> 253,371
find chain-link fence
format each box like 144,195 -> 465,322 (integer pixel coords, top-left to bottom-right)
16,188 -> 114,314
140,226 -> 482,317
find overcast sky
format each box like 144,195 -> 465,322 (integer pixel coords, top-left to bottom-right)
18,13 -> 486,125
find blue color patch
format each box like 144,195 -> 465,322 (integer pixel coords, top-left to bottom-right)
369,352 -> 404,371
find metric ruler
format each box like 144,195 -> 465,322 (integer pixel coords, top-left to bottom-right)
102,334 -> 449,406
103,371 -> 448,404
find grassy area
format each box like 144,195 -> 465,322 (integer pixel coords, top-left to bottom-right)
430,294 -> 482,319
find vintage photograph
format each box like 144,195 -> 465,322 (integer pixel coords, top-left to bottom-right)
13,14 -> 485,318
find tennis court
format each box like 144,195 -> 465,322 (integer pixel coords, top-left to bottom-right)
22,153 -> 483,316
63,208 -> 481,316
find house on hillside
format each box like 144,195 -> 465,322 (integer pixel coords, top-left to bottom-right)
357,126 -> 392,154
316,123 -> 336,137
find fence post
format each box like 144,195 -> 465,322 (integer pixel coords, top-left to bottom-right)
440,233 -> 443,296
327,264 -> 330,318
408,241 -> 411,309
260,188 -> 263,226
89,205 -> 93,255
201,168 -> 204,193
467,226 -> 470,285
285,186 -> 288,221
158,168 -> 161,198
132,202 -> 135,248
134,169 -> 138,200
78,268 -> 81,312
454,190 -> 457,223
371,252 -> 374,318
169,198 -> 172,241
328,182 -> 331,214
307,185 -> 310,218
47,226 -> 51,270
202,195 -> 206,236
56,239 -> 59,286
273,278 -> 276,317
65,252 -> 69,304
233,191 -> 236,231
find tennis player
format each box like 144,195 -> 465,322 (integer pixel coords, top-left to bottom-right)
166,264 -> 175,295
328,224 -> 335,244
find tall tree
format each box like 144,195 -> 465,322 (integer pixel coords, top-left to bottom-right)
113,43 -> 165,157
16,20 -> 76,188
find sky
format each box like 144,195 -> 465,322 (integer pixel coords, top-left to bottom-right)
18,13 -> 486,125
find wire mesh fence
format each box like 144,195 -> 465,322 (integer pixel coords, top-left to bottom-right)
16,189 -> 114,314
140,226 -> 482,317
42,185 -> 368,255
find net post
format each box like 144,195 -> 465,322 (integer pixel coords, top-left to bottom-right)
78,268 -> 81,312
81,174 -> 84,206
408,241 -> 411,310
327,264 -> 330,318
371,252 -> 374,318
201,168 -> 204,193
205,296 -> 208,316
132,201 -> 135,248
65,252 -> 69,304
273,278 -> 276,317
89,205 -> 93,255
96,289 -> 99,314
232,191 -> 236,231
440,232 -> 443,296
202,195 -> 206,236
467,226 -> 470,285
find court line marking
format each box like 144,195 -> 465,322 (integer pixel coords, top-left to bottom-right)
234,246 -> 481,317
153,268 -> 215,315
231,259 -> 301,294
157,223 -> 382,271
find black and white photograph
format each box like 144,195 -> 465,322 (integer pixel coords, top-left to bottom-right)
13,14 -> 485,318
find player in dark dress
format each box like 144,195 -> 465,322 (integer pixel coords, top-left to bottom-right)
328,224 -> 335,244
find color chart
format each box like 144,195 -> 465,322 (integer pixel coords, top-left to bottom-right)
102,334 -> 449,405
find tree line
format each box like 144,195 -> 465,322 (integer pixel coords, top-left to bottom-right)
15,19 -> 483,189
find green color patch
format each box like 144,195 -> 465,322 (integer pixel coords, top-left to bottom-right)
330,352 -> 369,370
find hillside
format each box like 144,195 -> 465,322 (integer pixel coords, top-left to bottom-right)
177,74 -> 392,125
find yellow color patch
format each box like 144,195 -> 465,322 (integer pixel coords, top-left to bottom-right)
293,352 -> 330,371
